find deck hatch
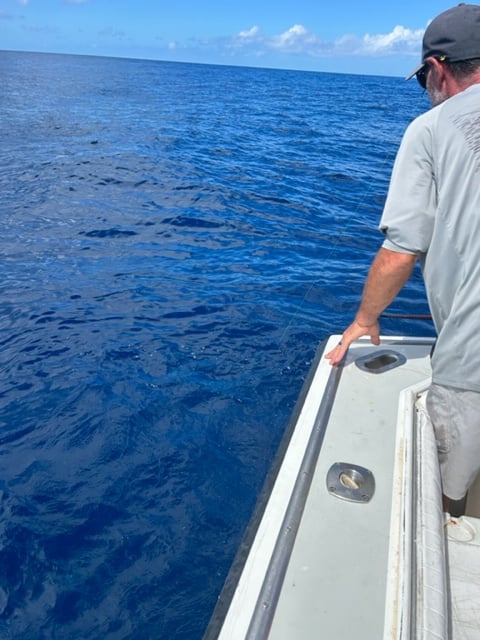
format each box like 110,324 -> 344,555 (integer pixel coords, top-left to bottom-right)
326,462 -> 375,502
355,349 -> 406,374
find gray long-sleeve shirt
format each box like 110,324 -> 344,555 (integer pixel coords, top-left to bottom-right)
380,83 -> 480,392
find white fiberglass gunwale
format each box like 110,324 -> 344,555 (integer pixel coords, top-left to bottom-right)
205,335 -> 439,639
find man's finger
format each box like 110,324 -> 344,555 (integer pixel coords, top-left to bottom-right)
324,340 -> 348,365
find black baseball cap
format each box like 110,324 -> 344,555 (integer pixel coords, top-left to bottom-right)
406,3 -> 480,80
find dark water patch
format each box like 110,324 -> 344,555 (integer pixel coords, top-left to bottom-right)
80,228 -> 138,238
161,215 -> 224,229
105,348 -> 140,361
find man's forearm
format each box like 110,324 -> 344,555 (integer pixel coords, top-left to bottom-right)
355,247 -> 418,326
325,247 -> 418,365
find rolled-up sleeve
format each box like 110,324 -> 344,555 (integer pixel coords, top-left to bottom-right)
379,111 -> 437,256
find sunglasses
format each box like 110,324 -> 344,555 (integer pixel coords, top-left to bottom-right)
416,65 -> 429,89
416,55 -> 447,89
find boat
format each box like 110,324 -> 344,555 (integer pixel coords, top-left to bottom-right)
204,335 -> 480,639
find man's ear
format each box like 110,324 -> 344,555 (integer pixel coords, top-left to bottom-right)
427,56 -> 451,92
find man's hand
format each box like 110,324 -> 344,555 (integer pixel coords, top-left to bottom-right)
324,319 -> 380,366
325,248 -> 417,366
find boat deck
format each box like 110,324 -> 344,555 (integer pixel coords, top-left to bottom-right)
268,338 -> 433,639
206,336 -> 480,639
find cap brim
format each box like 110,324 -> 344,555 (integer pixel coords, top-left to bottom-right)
405,61 -> 425,81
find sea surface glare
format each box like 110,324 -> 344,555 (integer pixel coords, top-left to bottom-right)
0,51 -> 434,639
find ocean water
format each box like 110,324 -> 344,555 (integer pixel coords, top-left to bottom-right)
1,50 -> 434,639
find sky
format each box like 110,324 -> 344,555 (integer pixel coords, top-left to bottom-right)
0,0 -> 463,76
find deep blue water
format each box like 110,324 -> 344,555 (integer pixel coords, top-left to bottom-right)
1,51 -> 434,639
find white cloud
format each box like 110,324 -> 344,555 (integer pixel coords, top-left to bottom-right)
238,26 -> 259,39
362,25 -> 424,55
271,24 -> 320,52
224,23 -> 424,59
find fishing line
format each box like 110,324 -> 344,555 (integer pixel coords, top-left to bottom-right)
276,90 -> 432,348
275,142 -> 396,347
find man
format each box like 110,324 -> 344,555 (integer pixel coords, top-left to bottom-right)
325,3 -> 480,517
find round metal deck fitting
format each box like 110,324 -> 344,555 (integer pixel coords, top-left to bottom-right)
326,462 -> 375,503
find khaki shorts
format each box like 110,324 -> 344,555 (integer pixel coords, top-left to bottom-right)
427,383 -> 480,501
